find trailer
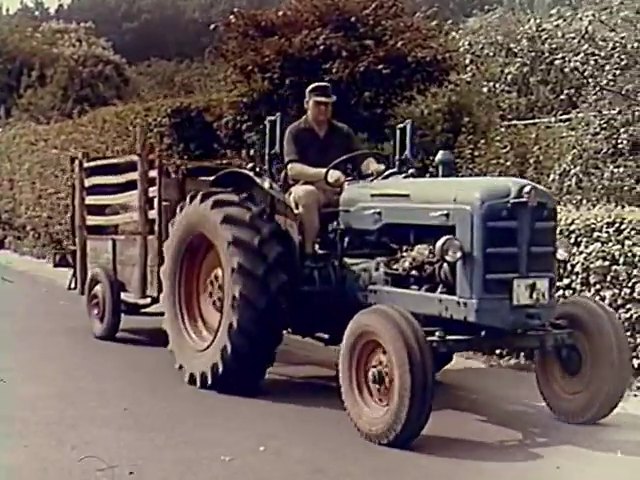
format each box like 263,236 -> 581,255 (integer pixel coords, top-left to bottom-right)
62,128 -> 232,339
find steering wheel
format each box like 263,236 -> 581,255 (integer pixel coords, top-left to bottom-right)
323,150 -> 388,189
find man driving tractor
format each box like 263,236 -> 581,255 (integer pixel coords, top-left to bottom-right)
283,82 -> 385,257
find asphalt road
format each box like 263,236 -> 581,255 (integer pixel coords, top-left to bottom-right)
1,258 -> 639,480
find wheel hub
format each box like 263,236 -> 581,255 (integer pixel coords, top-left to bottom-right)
178,233 -> 225,351
88,285 -> 105,323
355,340 -> 393,409
206,267 -> 224,313
557,345 -> 583,377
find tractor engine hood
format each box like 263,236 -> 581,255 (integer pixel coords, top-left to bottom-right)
339,176 -> 556,210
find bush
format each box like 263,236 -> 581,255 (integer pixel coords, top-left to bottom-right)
0,90 -> 245,256
55,0 -> 282,63
130,60 -> 226,103
456,0 -> 640,121
212,0 -> 458,144
1,19 -> 132,123
396,0 -> 639,207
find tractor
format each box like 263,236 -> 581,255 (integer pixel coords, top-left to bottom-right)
159,114 -> 632,448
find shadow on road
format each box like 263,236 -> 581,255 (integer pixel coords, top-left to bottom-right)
261,364 -> 640,462
114,327 -> 168,348
263,375 -> 342,411
413,367 -> 640,462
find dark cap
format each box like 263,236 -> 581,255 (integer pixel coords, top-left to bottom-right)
305,82 -> 336,103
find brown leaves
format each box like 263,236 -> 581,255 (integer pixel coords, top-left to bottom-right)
212,0 -> 457,143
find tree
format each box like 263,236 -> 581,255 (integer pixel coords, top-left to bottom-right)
0,18 -> 131,123
55,0 -> 281,62
213,0 -> 458,145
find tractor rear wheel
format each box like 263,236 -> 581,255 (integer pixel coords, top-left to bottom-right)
535,296 -> 632,424
339,305 -> 435,448
160,190 -> 295,395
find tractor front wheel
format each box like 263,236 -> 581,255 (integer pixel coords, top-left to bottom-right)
535,296 -> 632,424
339,305 -> 435,448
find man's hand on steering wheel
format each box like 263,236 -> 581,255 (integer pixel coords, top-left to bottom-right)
324,150 -> 388,189
326,169 -> 346,188
361,156 -> 386,176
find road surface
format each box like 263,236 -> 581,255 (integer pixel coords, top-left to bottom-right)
1,254 -> 639,480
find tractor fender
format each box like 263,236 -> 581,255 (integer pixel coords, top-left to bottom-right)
209,168 -> 298,222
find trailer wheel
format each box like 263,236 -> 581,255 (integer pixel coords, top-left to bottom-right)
160,190 -> 295,395
535,296 -> 632,424
85,267 -> 122,340
339,305 -> 435,448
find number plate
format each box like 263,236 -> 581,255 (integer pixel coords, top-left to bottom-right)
512,278 -> 550,306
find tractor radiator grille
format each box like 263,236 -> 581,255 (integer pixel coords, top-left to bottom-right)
482,201 -> 557,296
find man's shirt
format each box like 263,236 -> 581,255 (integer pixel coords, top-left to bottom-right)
283,116 -> 359,169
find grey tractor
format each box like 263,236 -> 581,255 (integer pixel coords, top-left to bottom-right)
159,115 -> 632,449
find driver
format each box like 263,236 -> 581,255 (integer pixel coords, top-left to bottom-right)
283,82 -> 385,256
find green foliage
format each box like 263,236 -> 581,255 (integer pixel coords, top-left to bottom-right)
0,18 -> 132,123
56,0 -> 281,62
398,0 -> 639,207
213,0 -> 458,144
456,0 -> 639,120
0,90 -> 244,255
131,60 -> 226,103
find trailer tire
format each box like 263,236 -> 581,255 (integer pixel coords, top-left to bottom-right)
339,305 -> 435,448
160,190 -> 295,395
85,267 -> 122,340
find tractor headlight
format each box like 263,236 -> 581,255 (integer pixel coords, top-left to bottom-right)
435,235 -> 464,263
556,238 -> 572,261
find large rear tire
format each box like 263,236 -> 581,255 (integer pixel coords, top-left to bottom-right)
535,296 -> 632,424
339,305 -> 435,448
160,190 -> 295,395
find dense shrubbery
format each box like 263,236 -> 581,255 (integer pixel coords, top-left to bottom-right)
0,17 -> 131,123
0,90 -> 245,254
55,0 -> 281,62
402,0 -> 639,206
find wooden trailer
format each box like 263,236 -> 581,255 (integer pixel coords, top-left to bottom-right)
64,128 -> 230,340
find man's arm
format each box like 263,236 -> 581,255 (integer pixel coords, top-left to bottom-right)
283,124 -> 326,183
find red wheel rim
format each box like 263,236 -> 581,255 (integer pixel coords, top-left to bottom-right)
177,232 -> 224,351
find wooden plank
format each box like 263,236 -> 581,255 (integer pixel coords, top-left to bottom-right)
85,170 -> 138,187
86,234 -> 145,241
146,236 -> 159,298
86,211 -> 138,227
185,177 -> 212,194
154,156 -> 164,298
87,237 -> 138,294
85,186 -> 158,206
84,154 -> 139,169
136,127 -> 149,299
85,189 -> 137,206
84,169 -> 157,188
160,177 -> 181,203
75,154 -> 88,295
